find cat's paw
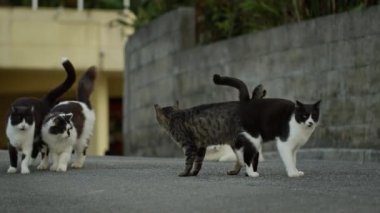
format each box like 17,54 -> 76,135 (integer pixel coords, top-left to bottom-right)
227,170 -> 240,175
21,168 -> 30,174
50,165 -> 58,171
70,162 -> 83,169
298,171 -> 304,176
56,165 -> 67,172
7,166 -> 17,174
37,162 -> 49,170
287,171 -> 301,178
246,171 -> 260,178
189,171 -> 200,176
178,171 -> 191,177
28,158 -> 38,166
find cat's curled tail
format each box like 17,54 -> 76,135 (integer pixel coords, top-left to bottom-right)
42,58 -> 76,107
213,74 -> 266,101
77,66 -> 96,109
213,74 -> 250,101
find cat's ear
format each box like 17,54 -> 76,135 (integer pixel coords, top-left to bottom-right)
261,90 -> 266,98
314,100 -> 321,109
154,104 -> 161,113
11,106 -> 16,113
295,100 -> 304,109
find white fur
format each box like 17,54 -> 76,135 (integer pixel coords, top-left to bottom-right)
240,132 -> 265,162
276,114 -> 317,177
42,101 -> 95,171
61,57 -> 69,63
6,118 -> 35,174
205,145 -> 236,162
41,114 -> 77,172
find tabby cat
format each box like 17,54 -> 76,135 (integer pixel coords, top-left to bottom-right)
39,66 -> 96,172
6,58 -> 76,174
155,74 -> 320,178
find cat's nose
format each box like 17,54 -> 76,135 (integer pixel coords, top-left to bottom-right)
307,122 -> 313,127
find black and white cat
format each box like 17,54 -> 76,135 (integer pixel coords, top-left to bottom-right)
155,74 -> 320,177
214,74 -> 321,177
6,58 -> 76,174
236,99 -> 321,177
39,66 -> 96,172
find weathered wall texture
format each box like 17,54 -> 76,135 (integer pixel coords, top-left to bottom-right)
124,7 -> 380,157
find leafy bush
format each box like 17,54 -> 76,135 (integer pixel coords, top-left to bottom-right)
131,0 -> 379,44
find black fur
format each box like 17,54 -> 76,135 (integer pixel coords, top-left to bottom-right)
240,98 -> 321,142
213,74 -> 266,101
213,74 -> 250,101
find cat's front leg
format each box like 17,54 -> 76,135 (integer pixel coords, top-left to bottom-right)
276,140 -> 300,177
71,143 -> 88,169
57,149 -> 72,172
190,147 -> 206,176
292,147 -> 304,176
20,146 -> 32,174
178,143 -> 197,177
50,153 -> 59,171
7,144 -> 18,174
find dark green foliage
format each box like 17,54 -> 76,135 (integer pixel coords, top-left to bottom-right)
130,0 -> 194,28
131,0 -> 379,44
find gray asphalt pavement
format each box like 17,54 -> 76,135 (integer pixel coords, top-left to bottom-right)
0,150 -> 380,213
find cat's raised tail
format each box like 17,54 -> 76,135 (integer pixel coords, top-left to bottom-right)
213,74 -> 266,101
213,74 -> 250,101
42,58 -> 76,107
77,66 -> 96,109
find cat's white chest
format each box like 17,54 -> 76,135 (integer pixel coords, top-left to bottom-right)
6,119 -> 35,149
288,116 -> 316,146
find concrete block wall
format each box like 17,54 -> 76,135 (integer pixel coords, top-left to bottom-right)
124,6 -> 380,156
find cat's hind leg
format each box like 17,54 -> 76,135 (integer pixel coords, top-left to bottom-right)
227,147 -> 242,175
190,147 -> 206,176
37,145 -> 49,170
238,133 -> 260,177
227,159 -> 242,175
7,144 -> 18,173
71,141 -> 88,169
178,143 -> 197,177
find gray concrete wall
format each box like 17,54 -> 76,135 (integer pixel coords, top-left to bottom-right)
124,6 -> 380,157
